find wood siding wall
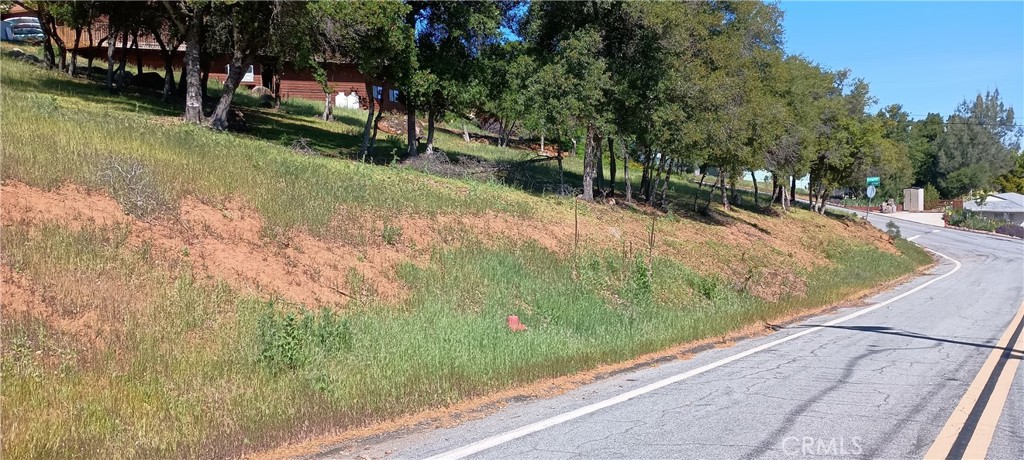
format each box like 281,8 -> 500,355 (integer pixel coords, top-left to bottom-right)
73,45 -> 405,112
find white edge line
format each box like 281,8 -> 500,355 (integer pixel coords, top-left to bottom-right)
424,246 -> 962,460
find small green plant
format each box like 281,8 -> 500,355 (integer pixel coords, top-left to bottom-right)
382,222 -> 402,246
256,303 -> 353,372
624,255 -> 653,307
693,276 -> 720,300
886,220 -> 902,239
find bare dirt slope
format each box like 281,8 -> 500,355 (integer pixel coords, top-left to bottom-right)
2,179 -> 896,311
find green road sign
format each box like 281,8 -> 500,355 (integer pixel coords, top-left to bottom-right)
866,176 -> 880,186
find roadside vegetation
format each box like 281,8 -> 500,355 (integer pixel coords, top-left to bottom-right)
0,44 -> 937,459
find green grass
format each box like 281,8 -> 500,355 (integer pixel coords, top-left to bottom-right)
0,50 -> 934,458
0,54 -> 532,237
1,220 -> 928,458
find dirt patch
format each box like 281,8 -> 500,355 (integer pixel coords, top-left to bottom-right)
0,265 -> 110,348
1,181 -> 410,307
1,180 -> 900,311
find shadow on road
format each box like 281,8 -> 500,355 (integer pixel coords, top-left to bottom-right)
799,325 -> 1023,356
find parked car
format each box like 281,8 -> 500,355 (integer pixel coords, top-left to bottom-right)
2,18 -> 45,43
1,20 -> 12,41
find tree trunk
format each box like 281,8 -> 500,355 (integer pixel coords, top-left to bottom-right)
106,32 -> 116,92
694,169 -> 707,212
37,8 -> 58,70
42,25 -> 56,69
321,91 -> 333,121
183,14 -> 204,124
557,151 -> 565,195
86,27 -> 95,75
539,134 -> 544,154
595,134 -> 605,196
55,27 -> 66,71
581,124 -> 597,201
359,81 -> 376,160
651,154 -> 665,205
425,107 -> 436,155
771,173 -> 780,205
132,32 -> 142,76
790,174 -> 797,206
162,52 -> 175,102
208,51 -> 247,130
704,173 -> 722,212
200,56 -> 210,101
639,148 -> 650,201
368,108 -> 385,157
808,177 -> 815,210
152,32 -> 175,102
608,137 -> 616,197
177,63 -> 187,98
406,103 -> 418,157
497,118 -> 506,147
623,145 -> 632,203
273,67 -> 283,110
751,169 -> 760,208
720,171 -> 731,211
68,28 -> 82,76
117,32 -> 129,79
659,158 -> 674,208
781,181 -> 790,212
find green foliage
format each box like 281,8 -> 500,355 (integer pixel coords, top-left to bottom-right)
256,303 -> 353,372
479,42 -> 538,143
315,0 -> 414,82
936,90 -> 1021,197
693,276 -> 721,301
924,184 -> 941,206
995,152 -> 1024,193
381,222 -> 402,246
945,209 -> 1001,232
885,220 -> 902,239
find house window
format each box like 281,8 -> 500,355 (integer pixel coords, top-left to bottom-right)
372,85 -> 382,100
224,64 -> 255,83
389,89 -> 399,102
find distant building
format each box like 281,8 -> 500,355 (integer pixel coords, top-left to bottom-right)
963,192 -> 1024,225
17,11 -> 405,112
741,170 -> 810,190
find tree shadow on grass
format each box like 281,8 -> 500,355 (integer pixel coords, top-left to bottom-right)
16,75 -> 183,117
244,109 -> 404,164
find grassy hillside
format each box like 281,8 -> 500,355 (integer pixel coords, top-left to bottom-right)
0,48 -> 931,458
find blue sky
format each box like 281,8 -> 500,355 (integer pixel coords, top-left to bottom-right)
779,1 -> 1023,120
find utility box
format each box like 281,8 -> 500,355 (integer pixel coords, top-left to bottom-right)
904,188 -> 924,212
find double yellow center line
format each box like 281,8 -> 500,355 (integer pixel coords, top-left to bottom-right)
925,301 -> 1024,459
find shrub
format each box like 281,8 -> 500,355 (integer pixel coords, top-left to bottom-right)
256,303 -> 353,372
923,184 -> 941,210
96,156 -> 169,219
945,209 -> 1000,232
995,224 -> 1024,239
886,220 -> 902,239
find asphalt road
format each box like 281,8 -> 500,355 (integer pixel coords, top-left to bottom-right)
325,215 -> 1024,460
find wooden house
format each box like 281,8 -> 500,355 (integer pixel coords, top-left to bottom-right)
7,8 -> 405,113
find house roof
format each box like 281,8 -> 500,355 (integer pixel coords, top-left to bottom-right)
963,192 -> 1024,213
